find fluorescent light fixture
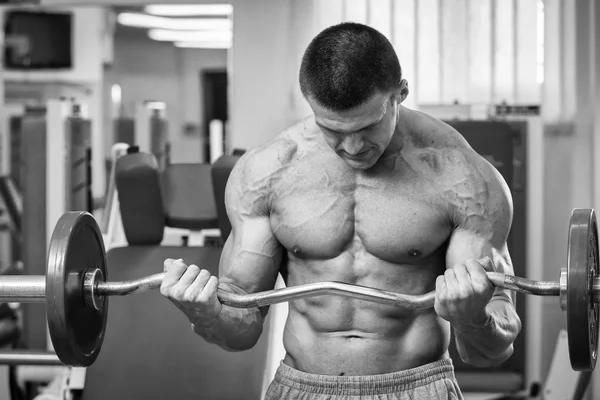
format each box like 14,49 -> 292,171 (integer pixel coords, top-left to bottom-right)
148,29 -> 232,42
145,4 -> 233,17
118,12 -> 231,31
174,41 -> 231,49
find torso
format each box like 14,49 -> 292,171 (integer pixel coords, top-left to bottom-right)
266,110 -> 473,375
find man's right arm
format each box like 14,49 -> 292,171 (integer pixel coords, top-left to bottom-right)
161,148 -> 284,352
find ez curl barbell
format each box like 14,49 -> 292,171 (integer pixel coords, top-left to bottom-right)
0,209 -> 596,371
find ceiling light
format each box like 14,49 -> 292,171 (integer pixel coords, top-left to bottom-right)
118,13 -> 231,31
144,4 -> 233,17
148,29 -> 232,42
173,41 -> 231,49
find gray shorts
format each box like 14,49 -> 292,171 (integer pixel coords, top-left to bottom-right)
263,358 -> 463,400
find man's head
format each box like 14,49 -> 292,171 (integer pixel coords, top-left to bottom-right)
299,22 -> 409,169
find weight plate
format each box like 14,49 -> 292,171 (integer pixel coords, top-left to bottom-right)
46,212 -> 108,367
567,208 -> 599,371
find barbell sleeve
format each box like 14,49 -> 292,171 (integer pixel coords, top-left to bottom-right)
0,350 -> 62,365
0,276 -> 46,303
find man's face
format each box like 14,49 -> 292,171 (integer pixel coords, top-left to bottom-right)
309,91 -> 398,170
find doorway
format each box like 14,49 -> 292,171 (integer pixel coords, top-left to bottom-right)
201,69 -> 228,162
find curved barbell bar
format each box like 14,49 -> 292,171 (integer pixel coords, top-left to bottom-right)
94,271 -> 563,310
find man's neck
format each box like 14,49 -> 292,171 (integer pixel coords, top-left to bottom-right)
382,106 -> 411,159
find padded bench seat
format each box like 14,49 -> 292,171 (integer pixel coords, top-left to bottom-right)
162,164 -> 219,231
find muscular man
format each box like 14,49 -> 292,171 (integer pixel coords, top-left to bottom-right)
161,22 -> 521,399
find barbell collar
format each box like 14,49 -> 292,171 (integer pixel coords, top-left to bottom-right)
560,268 -> 568,310
84,269 -> 105,311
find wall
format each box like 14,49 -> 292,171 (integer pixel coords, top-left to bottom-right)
227,0 -> 292,150
285,0 -> 541,124
39,0 -> 295,153
104,31 -> 227,163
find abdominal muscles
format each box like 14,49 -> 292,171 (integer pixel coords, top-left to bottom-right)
280,251 -> 451,376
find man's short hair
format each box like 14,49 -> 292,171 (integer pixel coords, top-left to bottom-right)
299,22 -> 402,112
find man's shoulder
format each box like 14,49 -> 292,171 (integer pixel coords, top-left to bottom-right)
232,117 -> 315,185
407,112 -> 496,182
405,112 -> 512,218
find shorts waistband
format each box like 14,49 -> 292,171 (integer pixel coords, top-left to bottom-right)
272,358 -> 456,396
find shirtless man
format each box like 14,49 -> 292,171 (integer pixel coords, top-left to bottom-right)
161,22 -> 522,399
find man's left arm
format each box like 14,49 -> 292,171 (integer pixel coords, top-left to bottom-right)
438,153 -> 522,367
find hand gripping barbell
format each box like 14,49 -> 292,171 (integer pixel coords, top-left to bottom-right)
0,209 -> 596,371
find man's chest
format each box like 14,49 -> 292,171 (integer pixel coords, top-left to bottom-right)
270,167 -> 453,264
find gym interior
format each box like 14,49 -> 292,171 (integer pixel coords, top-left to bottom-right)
0,0 -> 597,399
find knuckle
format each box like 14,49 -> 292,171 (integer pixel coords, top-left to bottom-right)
187,264 -> 201,274
159,285 -> 170,297
195,292 -> 211,305
172,287 -> 188,301
470,261 -> 486,272
197,285 -> 217,304
435,276 -> 445,286
441,291 -> 454,302
170,264 -> 186,275
198,269 -> 211,279
184,290 -> 198,303
455,262 -> 467,270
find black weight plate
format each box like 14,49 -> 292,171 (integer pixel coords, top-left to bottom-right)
567,208 -> 599,371
47,212 -> 108,367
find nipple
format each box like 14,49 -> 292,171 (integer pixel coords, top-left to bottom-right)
292,246 -> 302,256
408,249 -> 422,258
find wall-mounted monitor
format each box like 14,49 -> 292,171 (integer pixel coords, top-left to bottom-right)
4,10 -> 73,70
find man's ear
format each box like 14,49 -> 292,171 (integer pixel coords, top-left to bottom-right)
397,79 -> 409,103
